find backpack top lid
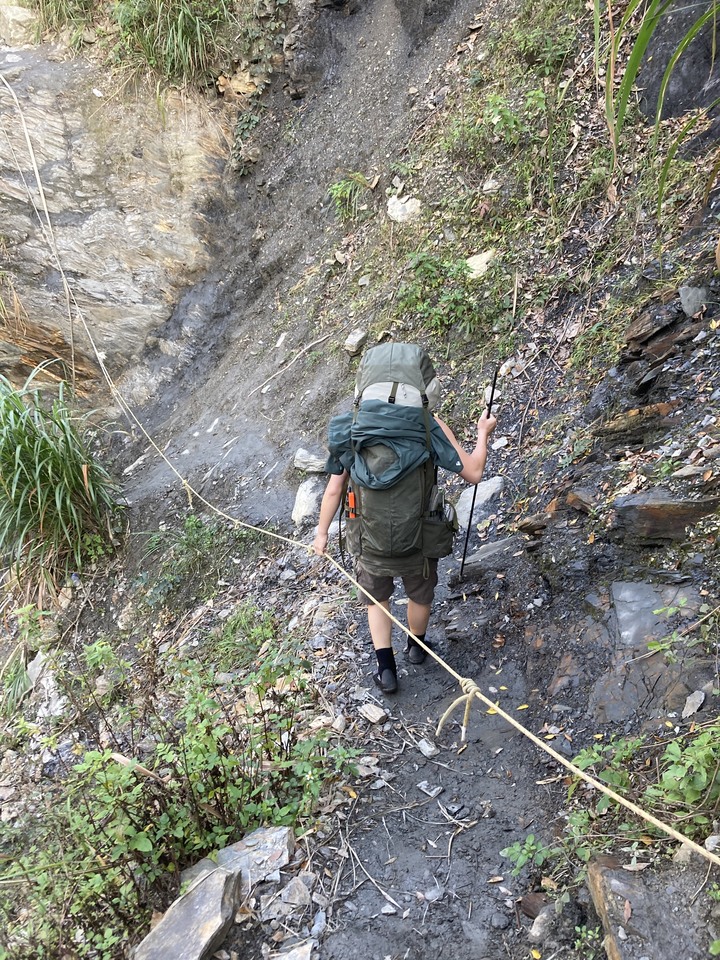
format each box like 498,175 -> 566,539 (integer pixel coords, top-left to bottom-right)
355,342 -> 441,410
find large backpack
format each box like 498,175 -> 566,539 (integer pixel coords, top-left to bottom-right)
344,343 -> 457,577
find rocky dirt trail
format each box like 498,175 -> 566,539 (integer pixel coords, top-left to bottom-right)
4,0 -> 719,957
207,270 -> 720,958
114,1 -> 720,955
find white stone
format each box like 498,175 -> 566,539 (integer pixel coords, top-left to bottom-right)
466,250 -> 497,279
455,477 -> 505,530
387,195 -> 422,223
359,703 -> 387,724
291,477 -> 324,526
0,5 -> 37,45
294,448 -> 326,472
682,690 -> 705,719
344,328 -> 368,355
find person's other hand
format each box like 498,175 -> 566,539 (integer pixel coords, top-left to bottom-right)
313,531 -> 328,556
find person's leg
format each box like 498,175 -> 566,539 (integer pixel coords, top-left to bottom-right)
403,562 -> 438,664
368,600 -> 393,648
407,601 -> 431,637
356,565 -> 398,692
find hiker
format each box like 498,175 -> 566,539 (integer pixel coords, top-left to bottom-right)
312,343 -> 497,694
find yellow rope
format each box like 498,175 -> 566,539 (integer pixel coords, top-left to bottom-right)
3,73 -> 720,873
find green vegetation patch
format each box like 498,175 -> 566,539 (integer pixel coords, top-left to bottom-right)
0,604 -> 355,959
0,368 -> 120,594
31,0 -> 290,85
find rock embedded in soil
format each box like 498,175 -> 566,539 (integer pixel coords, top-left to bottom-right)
134,867 -> 241,960
679,285 -> 709,318
291,476 -> 325,526
587,855 -> 712,960
612,488 -> 720,542
294,448 -> 327,472
455,476 -> 505,529
462,536 -> 521,575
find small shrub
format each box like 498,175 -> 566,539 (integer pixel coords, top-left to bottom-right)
500,832 -> 559,876
0,616 -> 355,957
0,369 -> 119,591
137,515 -> 261,612
573,925 -> 603,959
328,172 -> 374,222
396,252 -> 482,336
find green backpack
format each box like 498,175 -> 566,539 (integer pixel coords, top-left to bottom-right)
345,344 -> 457,577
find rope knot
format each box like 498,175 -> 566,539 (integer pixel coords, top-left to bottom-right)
436,675 -> 479,744
459,677 -> 480,697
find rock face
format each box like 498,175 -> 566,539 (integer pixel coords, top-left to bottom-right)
639,0 -> 720,120
0,39 -> 230,385
612,488 -> 720,542
587,856 -> 712,960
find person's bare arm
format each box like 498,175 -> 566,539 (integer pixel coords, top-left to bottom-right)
435,410 -> 496,484
313,471 -> 347,555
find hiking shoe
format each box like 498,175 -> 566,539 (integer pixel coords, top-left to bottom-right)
407,643 -> 427,664
373,668 -> 398,694
406,640 -> 432,664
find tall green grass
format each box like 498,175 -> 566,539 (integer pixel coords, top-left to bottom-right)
597,0 -> 719,150
0,368 -> 119,589
35,0 -> 95,33
114,0 -> 233,83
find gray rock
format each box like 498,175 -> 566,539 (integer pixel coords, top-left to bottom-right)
180,858 -> 218,890
294,448 -> 327,473
455,477 -> 505,530
387,195 -> 422,223
679,285 -> 709,318
133,867 -> 241,960
0,5 -> 37,45
613,488 -> 720,542
588,856 -> 709,959
310,909 -> 327,938
462,536 -> 520,575
528,903 -> 557,943
344,329 -> 368,355
1,48 -> 224,389
274,945 -> 312,960
490,911 -> 510,929
216,825 -> 295,898
292,477 -> 325,527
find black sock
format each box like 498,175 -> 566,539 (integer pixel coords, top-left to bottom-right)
408,632 -> 425,649
376,647 -> 397,675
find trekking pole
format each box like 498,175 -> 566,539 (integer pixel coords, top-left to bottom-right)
459,365 -> 499,579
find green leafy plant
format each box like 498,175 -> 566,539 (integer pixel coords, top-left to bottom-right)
571,736 -> 645,811
0,614 -> 355,957
574,924 -> 603,959
328,172 -> 375,222
0,367 -> 119,591
395,251 -> 484,337
483,93 -> 527,146
136,514 -> 261,612
644,730 -> 720,834
500,832 -> 558,876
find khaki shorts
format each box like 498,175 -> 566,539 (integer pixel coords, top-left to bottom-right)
356,560 -> 438,606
